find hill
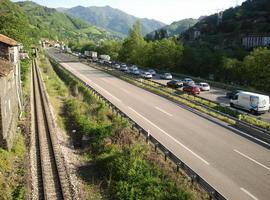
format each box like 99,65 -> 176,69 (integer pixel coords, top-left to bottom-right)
0,0 -> 31,46
15,1 -> 121,43
183,0 -> 270,47
63,5 -> 166,36
146,18 -> 198,40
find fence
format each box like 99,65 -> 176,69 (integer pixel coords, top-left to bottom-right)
49,57 -> 227,200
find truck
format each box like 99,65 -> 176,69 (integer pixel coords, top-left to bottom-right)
99,54 -> 111,61
230,91 -> 270,114
84,51 -> 98,59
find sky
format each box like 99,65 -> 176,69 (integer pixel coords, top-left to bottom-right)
13,0 -> 246,24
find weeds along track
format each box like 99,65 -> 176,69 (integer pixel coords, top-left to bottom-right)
32,59 -> 73,200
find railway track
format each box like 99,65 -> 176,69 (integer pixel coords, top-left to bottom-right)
32,59 -> 73,200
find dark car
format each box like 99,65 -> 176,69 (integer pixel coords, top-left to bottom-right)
183,85 -> 200,95
226,90 -> 242,99
167,80 -> 183,89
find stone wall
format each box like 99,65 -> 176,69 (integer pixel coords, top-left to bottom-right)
0,71 -> 18,149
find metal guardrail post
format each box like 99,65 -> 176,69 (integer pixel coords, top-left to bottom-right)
48,55 -> 228,200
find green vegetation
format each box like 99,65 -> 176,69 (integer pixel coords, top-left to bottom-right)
0,133 -> 26,200
89,63 -> 270,130
65,5 -> 165,36
183,0 -> 270,46
74,10 -> 270,93
39,54 -> 206,199
146,18 -> 199,40
16,1 -> 120,43
0,0 -> 31,47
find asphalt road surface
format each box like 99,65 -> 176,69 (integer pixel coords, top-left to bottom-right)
152,75 -> 270,123
47,48 -> 270,200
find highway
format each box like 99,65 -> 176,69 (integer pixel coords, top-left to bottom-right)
152,75 -> 270,123
47,48 -> 270,200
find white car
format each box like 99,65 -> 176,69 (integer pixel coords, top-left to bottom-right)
120,64 -> 128,71
183,78 -> 195,86
141,72 -> 152,79
148,69 -> 156,76
132,69 -> 141,75
198,82 -> 210,91
160,73 -> 173,80
114,64 -> 121,69
130,65 -> 138,71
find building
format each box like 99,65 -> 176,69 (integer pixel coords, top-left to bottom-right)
242,35 -> 270,48
0,34 -> 22,149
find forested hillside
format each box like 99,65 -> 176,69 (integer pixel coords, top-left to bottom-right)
184,0 -> 270,47
146,18 -> 198,40
0,0 -> 122,48
64,5 -> 166,36
16,1 -> 120,42
0,0 -> 31,46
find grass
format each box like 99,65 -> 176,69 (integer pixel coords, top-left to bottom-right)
0,132 -> 26,200
42,55 -> 208,199
90,65 -> 237,126
92,64 -> 270,130
0,58 -> 31,200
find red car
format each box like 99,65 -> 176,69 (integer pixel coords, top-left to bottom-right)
183,85 -> 200,95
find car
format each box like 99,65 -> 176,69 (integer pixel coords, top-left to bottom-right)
104,60 -> 112,66
98,60 -> 105,64
130,65 -> 138,71
141,72 -> 152,79
183,78 -> 195,86
120,64 -> 128,71
160,73 -> 173,80
148,69 -> 156,76
127,68 -> 133,74
198,82 -> 210,91
226,90 -> 242,99
132,69 -> 141,75
167,80 -> 183,88
183,85 -> 200,95
113,64 -> 121,69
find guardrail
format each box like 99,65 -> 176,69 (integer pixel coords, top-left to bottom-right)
151,68 -> 270,97
90,63 -> 270,140
48,56 -> 227,200
49,51 -> 270,146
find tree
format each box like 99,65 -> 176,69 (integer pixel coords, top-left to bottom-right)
146,38 -> 183,70
0,0 -> 31,47
97,40 -> 122,60
243,47 -> 270,91
118,21 -> 148,66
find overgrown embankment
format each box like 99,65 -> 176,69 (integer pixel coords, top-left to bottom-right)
0,59 -> 31,200
38,52 -> 208,200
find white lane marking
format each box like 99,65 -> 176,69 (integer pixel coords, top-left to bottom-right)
228,127 -> 270,148
234,149 -> 270,171
155,106 -> 173,117
63,64 -> 122,103
90,82 -> 122,103
240,188 -> 259,200
128,106 -> 210,165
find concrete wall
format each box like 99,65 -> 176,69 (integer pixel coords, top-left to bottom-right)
0,72 -> 18,149
0,44 -> 21,149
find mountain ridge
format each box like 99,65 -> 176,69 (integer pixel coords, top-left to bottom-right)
15,1 -> 122,42
146,18 -> 199,39
62,5 -> 166,36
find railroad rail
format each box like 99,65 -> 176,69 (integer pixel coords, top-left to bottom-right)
32,59 -> 73,200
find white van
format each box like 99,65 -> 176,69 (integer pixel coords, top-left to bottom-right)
230,91 -> 270,114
